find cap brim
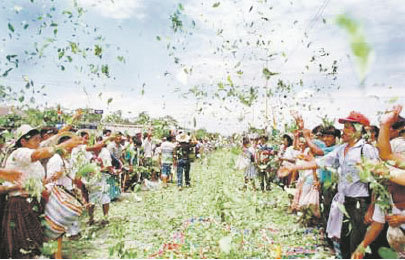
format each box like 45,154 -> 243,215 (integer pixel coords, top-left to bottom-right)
338,118 -> 358,124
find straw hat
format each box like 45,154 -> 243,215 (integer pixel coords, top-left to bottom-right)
176,133 -> 190,143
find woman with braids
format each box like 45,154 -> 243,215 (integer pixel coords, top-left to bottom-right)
1,125 -> 82,258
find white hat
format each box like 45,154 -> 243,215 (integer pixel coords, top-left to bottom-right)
14,124 -> 39,146
176,133 -> 190,143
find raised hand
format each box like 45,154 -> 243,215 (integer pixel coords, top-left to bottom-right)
380,105 -> 402,126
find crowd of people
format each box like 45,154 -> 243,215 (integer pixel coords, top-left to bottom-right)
1,105 -> 405,259
0,110 -> 218,259
237,105 -> 405,259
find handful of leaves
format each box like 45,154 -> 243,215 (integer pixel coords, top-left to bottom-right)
23,176 -> 44,202
357,158 -> 392,212
76,163 -> 101,179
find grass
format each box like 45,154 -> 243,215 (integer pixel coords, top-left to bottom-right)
62,149 -> 333,259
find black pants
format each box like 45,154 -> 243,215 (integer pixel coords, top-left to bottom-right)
258,169 -> 273,191
321,184 -> 337,247
341,196 -> 370,259
177,159 -> 191,186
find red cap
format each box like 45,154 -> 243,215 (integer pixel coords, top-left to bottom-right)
338,111 -> 370,126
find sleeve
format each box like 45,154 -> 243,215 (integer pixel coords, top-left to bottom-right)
372,204 -> 386,224
283,147 -> 294,160
100,149 -> 112,167
12,148 -> 34,165
47,154 -> 63,177
107,142 -> 115,154
316,145 -> 340,169
313,139 -> 326,149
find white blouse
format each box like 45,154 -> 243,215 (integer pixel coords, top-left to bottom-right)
4,147 -> 45,196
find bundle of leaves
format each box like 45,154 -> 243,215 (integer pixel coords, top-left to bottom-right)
76,162 -> 101,179
357,158 -> 392,212
23,176 -> 44,202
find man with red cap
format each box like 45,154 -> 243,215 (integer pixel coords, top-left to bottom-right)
279,111 -> 379,258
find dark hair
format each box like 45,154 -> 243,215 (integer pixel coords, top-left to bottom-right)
57,136 -> 72,145
282,134 -> 293,147
242,136 -> 250,146
80,131 -> 89,138
16,129 -> 40,148
166,135 -> 173,142
103,129 -> 111,135
369,125 -> 380,138
312,125 -> 324,136
322,126 -> 340,138
260,135 -> 268,142
40,127 -> 58,138
392,117 -> 405,130
96,136 -> 103,142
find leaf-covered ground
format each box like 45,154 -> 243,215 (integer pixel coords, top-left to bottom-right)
62,149 -> 333,259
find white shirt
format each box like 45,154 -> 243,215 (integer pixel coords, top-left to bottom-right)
5,147 -> 45,196
391,137 -> 405,156
98,147 -> 112,168
142,138 -> 153,158
373,204 -> 405,230
107,142 -> 123,159
46,154 -> 73,190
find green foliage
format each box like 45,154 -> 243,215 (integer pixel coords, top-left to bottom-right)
0,0 -> 125,107
336,14 -> 372,83
40,241 -> 58,257
170,11 -> 183,33
23,177 -> 44,203
378,247 -> 398,259
357,158 -> 392,212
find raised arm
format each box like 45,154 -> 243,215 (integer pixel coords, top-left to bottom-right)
31,136 -> 83,162
377,105 -> 405,168
303,129 -> 324,156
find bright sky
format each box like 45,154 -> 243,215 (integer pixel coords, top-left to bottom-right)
1,0 -> 404,135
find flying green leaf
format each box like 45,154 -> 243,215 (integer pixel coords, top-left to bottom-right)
336,14 -> 372,83
8,23 -> 14,32
117,56 -> 125,63
212,2 -> 220,8
107,98 -> 113,105
101,65 -> 109,77
262,68 -> 279,80
94,44 -> 102,58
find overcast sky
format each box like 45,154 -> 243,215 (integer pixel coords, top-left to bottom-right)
1,0 -> 404,134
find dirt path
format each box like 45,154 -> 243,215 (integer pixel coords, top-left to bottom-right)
63,149 -> 333,259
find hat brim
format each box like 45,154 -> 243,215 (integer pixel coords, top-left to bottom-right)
15,129 -> 40,147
